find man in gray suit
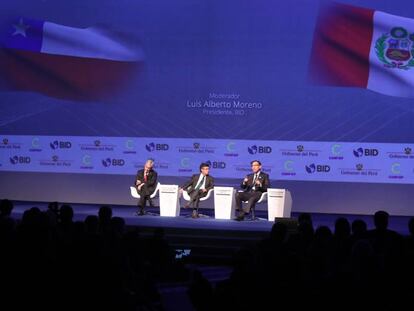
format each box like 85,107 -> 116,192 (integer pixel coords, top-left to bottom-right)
134,159 -> 158,216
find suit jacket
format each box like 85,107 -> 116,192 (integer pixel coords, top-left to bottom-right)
182,174 -> 214,194
240,171 -> 269,193
135,169 -> 158,194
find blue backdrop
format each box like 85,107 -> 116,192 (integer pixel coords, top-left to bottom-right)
1,0 -> 414,214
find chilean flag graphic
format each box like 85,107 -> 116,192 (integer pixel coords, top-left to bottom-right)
0,17 -> 144,101
308,2 -> 414,98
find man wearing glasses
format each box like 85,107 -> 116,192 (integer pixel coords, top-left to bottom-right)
235,160 -> 269,221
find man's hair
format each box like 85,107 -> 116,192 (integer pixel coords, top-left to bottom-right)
146,159 -> 154,166
250,160 -> 262,166
199,162 -> 210,171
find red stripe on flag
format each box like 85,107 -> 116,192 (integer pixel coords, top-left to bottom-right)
0,48 -> 141,101
308,2 -> 374,87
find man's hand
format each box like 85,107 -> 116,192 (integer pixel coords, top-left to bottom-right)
243,177 -> 249,183
202,189 -> 207,193
137,183 -> 144,191
136,180 -> 142,186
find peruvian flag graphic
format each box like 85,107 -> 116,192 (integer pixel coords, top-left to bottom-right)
0,17 -> 144,101
308,2 -> 414,98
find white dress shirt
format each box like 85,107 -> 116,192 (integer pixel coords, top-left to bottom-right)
195,173 -> 207,189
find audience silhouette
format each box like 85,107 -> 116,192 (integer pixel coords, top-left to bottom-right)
0,201 -> 412,311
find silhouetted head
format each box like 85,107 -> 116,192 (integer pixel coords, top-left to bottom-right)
334,217 -> 351,238
0,199 -> 13,217
98,205 -> 112,222
22,207 -> 42,226
270,221 -> 288,242
351,219 -> 367,236
408,217 -> 414,236
298,212 -> 313,226
60,204 -> 74,223
47,201 -> 59,213
374,210 -> 389,231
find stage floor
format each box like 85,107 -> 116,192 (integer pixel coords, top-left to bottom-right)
10,201 -> 412,235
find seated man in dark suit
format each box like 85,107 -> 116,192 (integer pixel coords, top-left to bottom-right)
134,159 -> 158,216
235,160 -> 269,221
180,162 -> 214,218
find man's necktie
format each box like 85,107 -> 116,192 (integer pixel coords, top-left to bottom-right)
195,175 -> 205,191
252,173 -> 258,190
144,171 -> 148,182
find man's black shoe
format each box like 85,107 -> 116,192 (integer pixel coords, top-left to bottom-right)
235,212 -> 245,221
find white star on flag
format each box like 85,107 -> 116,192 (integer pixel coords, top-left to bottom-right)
12,18 -> 30,37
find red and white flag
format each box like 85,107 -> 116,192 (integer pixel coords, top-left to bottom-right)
0,17 -> 144,101
308,2 -> 414,98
